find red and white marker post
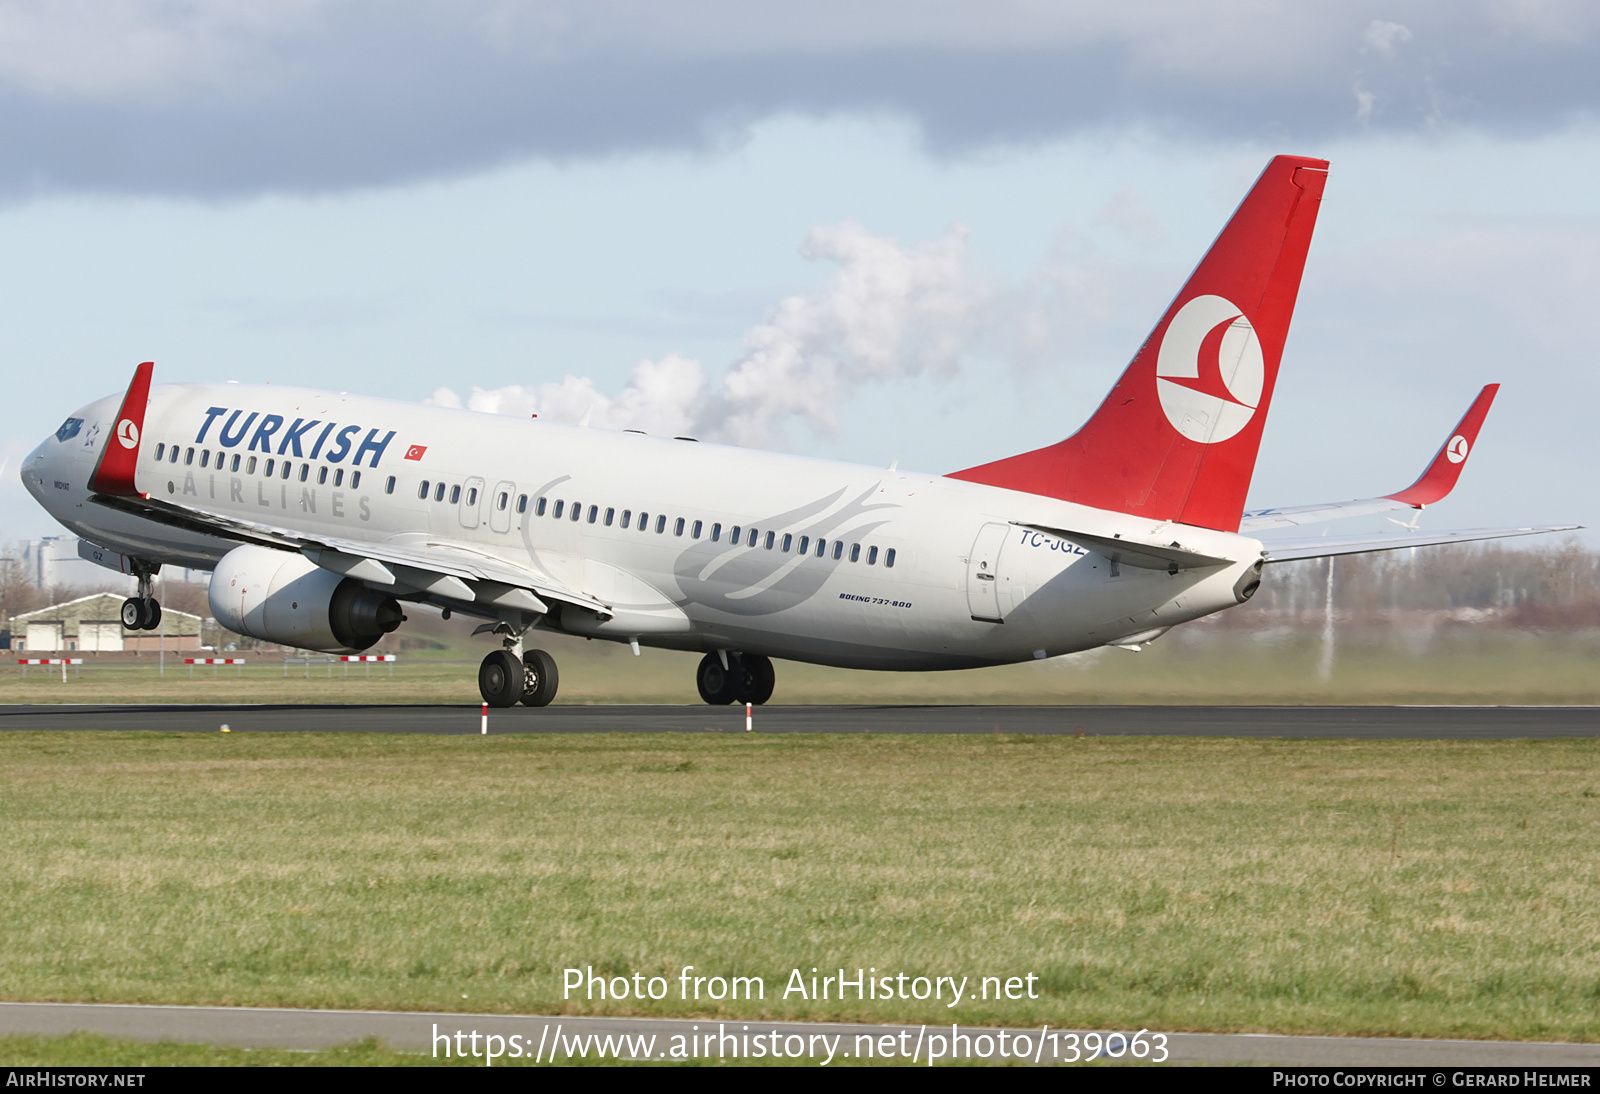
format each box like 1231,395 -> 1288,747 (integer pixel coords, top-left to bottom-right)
18,658 -> 82,683
481,702 -> 488,735
746,702 -> 753,732
186,657 -> 246,679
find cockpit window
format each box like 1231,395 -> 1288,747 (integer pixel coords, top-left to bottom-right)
55,418 -> 83,443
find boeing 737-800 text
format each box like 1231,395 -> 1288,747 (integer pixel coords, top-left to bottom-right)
21,156 -> 1574,706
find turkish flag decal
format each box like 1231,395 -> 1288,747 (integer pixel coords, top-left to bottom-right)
404,445 -> 427,460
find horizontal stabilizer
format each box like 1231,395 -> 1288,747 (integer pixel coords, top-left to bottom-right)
1261,525 -> 1579,563
1016,522 -> 1235,571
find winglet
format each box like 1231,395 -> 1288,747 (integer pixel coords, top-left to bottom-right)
87,361 -> 154,497
1383,384 -> 1498,508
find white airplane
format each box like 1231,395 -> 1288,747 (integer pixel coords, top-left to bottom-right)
21,155 -> 1575,708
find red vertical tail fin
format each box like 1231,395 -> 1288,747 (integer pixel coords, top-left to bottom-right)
949,155 -> 1329,532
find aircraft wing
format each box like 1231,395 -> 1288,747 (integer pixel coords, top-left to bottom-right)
1261,525 -> 1580,563
88,491 -> 611,618
1240,385 -> 1499,533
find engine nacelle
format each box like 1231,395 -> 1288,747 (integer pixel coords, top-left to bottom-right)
210,544 -> 403,653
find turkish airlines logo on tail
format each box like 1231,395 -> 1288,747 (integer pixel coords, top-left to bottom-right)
116,419 -> 140,449
1154,294 -> 1264,445
1445,435 -> 1469,464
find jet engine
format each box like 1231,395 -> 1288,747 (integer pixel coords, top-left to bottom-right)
209,544 -> 403,653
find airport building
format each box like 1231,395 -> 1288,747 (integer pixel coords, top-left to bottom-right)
11,594 -> 203,653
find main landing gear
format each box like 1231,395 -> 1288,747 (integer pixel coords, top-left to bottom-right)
696,652 -> 775,706
120,569 -> 162,631
478,644 -> 559,708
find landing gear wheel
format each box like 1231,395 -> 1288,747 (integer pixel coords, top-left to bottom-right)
120,597 -> 161,631
735,654 -> 775,706
478,649 -> 524,708
696,653 -> 741,705
519,649 -> 559,707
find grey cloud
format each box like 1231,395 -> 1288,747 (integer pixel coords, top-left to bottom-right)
0,2 -> 1597,196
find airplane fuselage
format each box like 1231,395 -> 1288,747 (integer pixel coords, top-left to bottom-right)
24,382 -> 1263,670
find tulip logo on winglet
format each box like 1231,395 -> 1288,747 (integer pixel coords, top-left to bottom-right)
116,419 -> 140,449
1446,435 -> 1469,464
1155,294 -> 1264,445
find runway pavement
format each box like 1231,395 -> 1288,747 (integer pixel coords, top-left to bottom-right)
3,1001 -> 1598,1067
0,702 -> 1595,736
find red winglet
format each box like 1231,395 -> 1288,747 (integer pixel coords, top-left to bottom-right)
1384,384 -> 1499,508
87,361 -> 154,497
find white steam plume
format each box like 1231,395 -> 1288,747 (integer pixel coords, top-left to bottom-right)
429,220 -> 1015,446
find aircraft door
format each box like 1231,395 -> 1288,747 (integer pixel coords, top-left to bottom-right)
459,476 -> 485,530
966,522 -> 1011,623
488,480 -> 515,534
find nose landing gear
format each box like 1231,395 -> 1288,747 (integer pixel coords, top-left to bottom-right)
696,652 -> 775,706
120,567 -> 162,631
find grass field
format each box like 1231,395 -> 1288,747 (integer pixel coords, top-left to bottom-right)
5,627 -> 1600,705
2,730 -> 1597,1043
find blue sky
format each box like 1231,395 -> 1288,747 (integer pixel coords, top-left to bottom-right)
1,2 -> 1596,544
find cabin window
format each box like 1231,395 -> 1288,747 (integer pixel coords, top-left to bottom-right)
710,523 -> 721,542
170,446 -> 181,464
885,548 -> 897,568
334,468 -> 344,487
850,543 -> 861,562
418,481 -> 430,500
620,509 -> 631,529
281,461 -> 292,480
536,497 -> 547,516
781,533 -> 793,552
583,504 -> 594,524
154,443 -> 165,461
638,511 -> 648,531
816,539 -> 827,558
199,450 -> 210,469
674,517 -> 685,536
868,546 -> 879,565
185,447 -> 195,465
571,501 -> 582,522
692,520 -> 702,539
467,487 -> 478,506
497,492 -> 508,511
299,464 -> 310,482
435,482 -> 446,502
655,514 -> 666,534
748,528 -> 759,547
246,456 -> 257,474
764,531 -> 775,550
728,525 -> 740,543
231,454 -> 241,472
450,485 -> 461,504
385,476 -> 396,495
517,495 -> 528,514
318,467 -> 329,485
604,507 -> 614,526
264,458 -> 275,477
832,541 -> 844,560
797,535 -> 808,555
351,471 -> 361,489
